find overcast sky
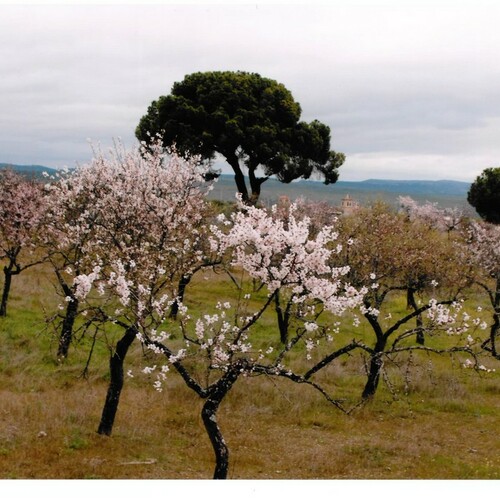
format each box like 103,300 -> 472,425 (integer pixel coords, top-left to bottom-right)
1,0 -> 500,181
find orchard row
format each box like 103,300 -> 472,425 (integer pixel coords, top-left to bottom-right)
1,139 -> 498,478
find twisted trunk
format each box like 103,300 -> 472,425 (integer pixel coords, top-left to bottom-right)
362,343 -> 386,400
54,270 -> 79,359
57,296 -> 79,359
407,288 -> 424,345
479,276 -> 500,359
97,326 -> 137,436
362,310 -> 387,401
201,362 -> 244,479
488,277 -> 500,358
490,310 -> 500,358
248,165 -> 268,205
169,273 -> 192,320
225,153 -> 249,203
274,291 -> 291,344
0,261 -> 20,317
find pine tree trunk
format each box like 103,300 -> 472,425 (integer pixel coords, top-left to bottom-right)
248,166 -> 267,205
225,153 -> 249,203
97,326 -> 137,436
57,296 -> 79,359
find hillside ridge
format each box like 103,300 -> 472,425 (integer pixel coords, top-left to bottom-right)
0,162 -> 57,175
2,163 -> 472,210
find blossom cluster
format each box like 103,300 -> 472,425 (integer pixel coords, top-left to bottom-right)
462,358 -> 496,373
53,148 -> 497,396
426,298 -> 488,335
466,220 -> 500,279
44,137 -> 214,325
211,200 -> 367,315
125,198 -> 370,386
398,195 -> 463,232
0,169 -> 46,259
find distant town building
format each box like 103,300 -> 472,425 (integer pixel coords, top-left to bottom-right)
340,194 -> 360,215
272,193 -> 360,217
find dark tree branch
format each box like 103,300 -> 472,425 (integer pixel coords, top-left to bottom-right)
304,341 -> 370,379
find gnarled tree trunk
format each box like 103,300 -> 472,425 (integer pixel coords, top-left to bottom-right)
274,291 -> 291,344
201,362 -> 244,479
362,336 -> 387,400
225,153 -> 249,203
407,288 -> 424,345
248,165 -> 268,205
0,261 -> 20,317
169,273 -> 192,320
97,326 -> 137,436
486,277 -> 500,359
57,296 -> 79,359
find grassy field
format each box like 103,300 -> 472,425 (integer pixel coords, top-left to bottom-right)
0,262 -> 499,481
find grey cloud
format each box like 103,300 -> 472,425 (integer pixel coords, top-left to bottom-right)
1,4 -> 500,180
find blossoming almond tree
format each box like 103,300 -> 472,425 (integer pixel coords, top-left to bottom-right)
399,196 -> 499,362
330,202 -> 482,399
398,195 -> 464,233
270,197 -> 342,343
41,165 -> 106,359
271,198 -> 486,400
44,138 -> 216,433
74,198 -> 368,479
465,220 -> 500,359
0,169 -> 46,316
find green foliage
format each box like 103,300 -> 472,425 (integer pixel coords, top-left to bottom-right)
467,167 -> 500,224
136,71 -> 344,202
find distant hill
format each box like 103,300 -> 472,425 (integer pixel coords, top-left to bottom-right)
0,162 -> 57,179
336,179 -> 470,196
1,163 -> 474,214
209,175 -> 474,213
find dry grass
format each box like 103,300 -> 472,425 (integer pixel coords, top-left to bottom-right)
1,365 -> 498,480
0,264 -> 499,480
